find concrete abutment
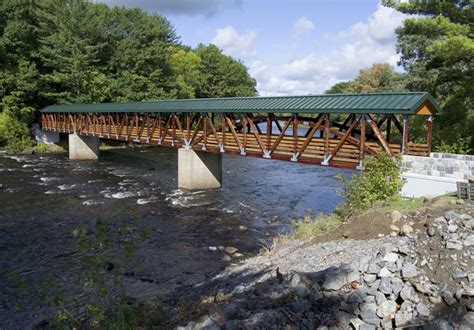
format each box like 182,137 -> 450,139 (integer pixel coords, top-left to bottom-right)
178,148 -> 222,190
68,134 -> 100,160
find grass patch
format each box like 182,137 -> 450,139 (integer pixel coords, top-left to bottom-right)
378,198 -> 424,213
291,213 -> 344,239
378,194 -> 458,213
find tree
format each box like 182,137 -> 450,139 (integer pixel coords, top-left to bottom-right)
383,0 -> 473,25
104,6 -> 179,102
38,0 -> 110,104
325,64 -> 406,94
195,44 -> 257,98
169,48 -> 202,99
0,0 -> 40,150
385,1 -> 474,153
0,0 -> 258,150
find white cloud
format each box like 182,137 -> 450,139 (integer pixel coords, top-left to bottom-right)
212,26 -> 256,58
252,5 -> 406,96
99,0 -> 241,17
294,17 -> 315,35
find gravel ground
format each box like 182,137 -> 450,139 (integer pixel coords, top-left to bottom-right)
177,200 -> 474,329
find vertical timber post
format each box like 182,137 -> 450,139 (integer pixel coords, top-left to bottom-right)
386,116 -> 391,143
402,114 -> 409,155
291,113 -> 298,161
357,115 -> 366,170
427,115 -> 433,156
321,114 -> 330,166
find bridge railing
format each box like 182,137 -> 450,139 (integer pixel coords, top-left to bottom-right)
40,112 -> 431,169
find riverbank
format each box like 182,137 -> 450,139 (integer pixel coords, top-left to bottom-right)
176,196 -> 474,329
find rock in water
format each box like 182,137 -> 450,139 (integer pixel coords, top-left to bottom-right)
225,247 -> 239,254
238,225 -> 248,232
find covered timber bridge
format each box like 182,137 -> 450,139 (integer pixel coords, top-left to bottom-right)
40,92 -> 440,190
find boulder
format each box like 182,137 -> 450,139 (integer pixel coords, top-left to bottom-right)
416,302 -> 431,317
359,302 -> 380,326
400,224 -> 414,236
464,235 -> 474,247
378,277 -> 392,295
401,263 -> 418,279
441,290 -> 456,306
383,252 -> 399,263
400,283 -> 419,303
395,311 -> 412,327
323,266 -> 359,291
377,300 -> 397,318
446,241 -> 463,250
459,312 -> 474,330
390,210 -> 402,222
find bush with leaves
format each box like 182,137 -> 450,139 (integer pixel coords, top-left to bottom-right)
0,112 -> 33,151
341,152 -> 403,215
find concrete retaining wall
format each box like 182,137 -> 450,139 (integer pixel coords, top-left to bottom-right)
401,153 -> 474,198
402,153 -> 474,181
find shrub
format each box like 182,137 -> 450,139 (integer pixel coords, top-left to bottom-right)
342,152 -> 403,214
290,153 -> 404,238
0,112 -> 33,152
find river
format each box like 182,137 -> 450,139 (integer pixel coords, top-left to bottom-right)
0,146 -> 351,327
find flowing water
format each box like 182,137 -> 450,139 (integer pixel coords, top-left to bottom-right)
0,146 -> 351,327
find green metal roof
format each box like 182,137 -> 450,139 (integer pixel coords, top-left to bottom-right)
39,92 -> 441,115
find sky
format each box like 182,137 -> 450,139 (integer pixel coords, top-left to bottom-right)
99,0 -> 408,96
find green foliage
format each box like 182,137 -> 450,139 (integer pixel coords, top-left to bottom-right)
291,213 -> 344,238
34,142 -> 49,153
343,152 -> 404,214
383,0 -> 473,25
325,63 -> 407,94
327,3 -> 474,154
170,48 -> 202,99
0,112 -> 33,151
0,0 -> 257,151
391,5 -> 474,153
291,152 -> 404,238
195,44 -> 257,98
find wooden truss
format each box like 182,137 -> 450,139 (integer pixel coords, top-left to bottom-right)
40,112 -> 432,170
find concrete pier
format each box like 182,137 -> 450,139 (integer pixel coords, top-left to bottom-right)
68,134 -> 100,160
178,148 -> 222,190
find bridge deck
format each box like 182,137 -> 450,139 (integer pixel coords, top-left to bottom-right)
40,111 -> 432,169
39,93 -> 439,169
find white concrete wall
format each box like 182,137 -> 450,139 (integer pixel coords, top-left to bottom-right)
401,173 -> 460,198
401,152 -> 473,198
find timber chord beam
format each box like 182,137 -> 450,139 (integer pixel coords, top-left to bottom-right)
39,92 -> 440,170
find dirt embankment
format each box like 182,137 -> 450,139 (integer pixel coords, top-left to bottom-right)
177,199 -> 474,329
